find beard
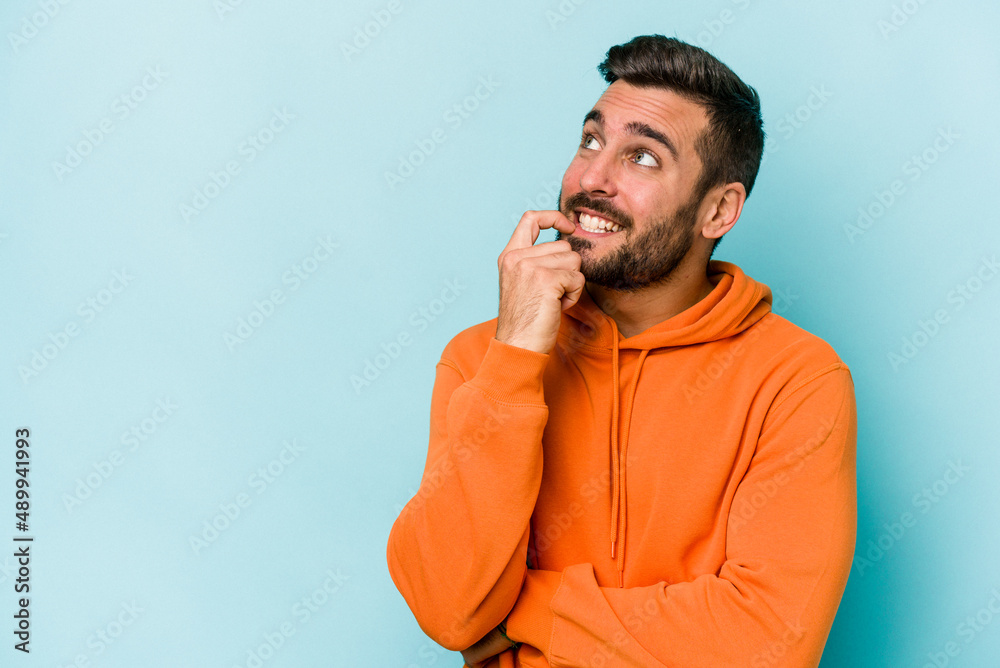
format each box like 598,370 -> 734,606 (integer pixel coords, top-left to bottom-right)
554,188 -> 700,293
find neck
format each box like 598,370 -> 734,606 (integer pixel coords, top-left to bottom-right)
586,259 -> 715,339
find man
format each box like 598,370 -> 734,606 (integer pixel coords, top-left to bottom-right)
387,34 -> 856,667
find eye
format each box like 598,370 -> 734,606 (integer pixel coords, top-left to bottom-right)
580,133 -> 600,150
632,150 -> 658,167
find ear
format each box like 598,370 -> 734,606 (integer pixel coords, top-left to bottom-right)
701,182 -> 746,241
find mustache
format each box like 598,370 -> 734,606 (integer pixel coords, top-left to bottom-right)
562,193 -> 632,228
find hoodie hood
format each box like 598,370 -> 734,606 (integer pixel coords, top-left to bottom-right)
556,260 -> 773,587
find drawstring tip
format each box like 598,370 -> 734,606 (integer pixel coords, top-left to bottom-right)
610,541 -> 616,560
618,570 -> 623,588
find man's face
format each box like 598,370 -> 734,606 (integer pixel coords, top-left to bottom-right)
555,80 -> 711,292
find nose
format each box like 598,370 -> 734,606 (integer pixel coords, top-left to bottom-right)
578,149 -> 619,198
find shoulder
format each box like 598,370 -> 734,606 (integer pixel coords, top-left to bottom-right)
743,311 -> 854,390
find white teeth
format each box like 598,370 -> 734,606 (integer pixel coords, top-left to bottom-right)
578,212 -> 620,234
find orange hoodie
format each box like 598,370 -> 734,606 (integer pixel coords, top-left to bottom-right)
387,260 -> 857,667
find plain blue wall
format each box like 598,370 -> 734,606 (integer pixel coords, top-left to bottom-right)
1,0 -> 998,665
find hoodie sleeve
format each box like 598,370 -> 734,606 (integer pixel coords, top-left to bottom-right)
386,336 -> 550,651
504,365 -> 857,667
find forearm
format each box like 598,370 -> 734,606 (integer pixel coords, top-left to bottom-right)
387,338 -> 550,649
505,368 -> 857,666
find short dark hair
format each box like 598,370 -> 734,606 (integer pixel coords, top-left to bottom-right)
597,35 -> 765,255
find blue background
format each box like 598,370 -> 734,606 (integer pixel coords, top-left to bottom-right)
1,0 -> 998,666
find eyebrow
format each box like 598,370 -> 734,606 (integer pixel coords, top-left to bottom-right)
582,108 -> 679,162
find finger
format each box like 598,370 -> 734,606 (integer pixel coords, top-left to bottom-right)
503,250 -> 581,275
507,239 -> 575,260
503,210 -> 575,254
499,240 -> 576,272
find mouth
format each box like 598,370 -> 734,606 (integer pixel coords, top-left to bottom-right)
572,208 -> 624,237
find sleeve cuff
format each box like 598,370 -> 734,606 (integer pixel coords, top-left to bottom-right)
504,568 -> 563,656
466,337 -> 550,405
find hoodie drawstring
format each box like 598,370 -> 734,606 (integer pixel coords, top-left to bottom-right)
609,332 -> 621,563
608,320 -> 650,588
